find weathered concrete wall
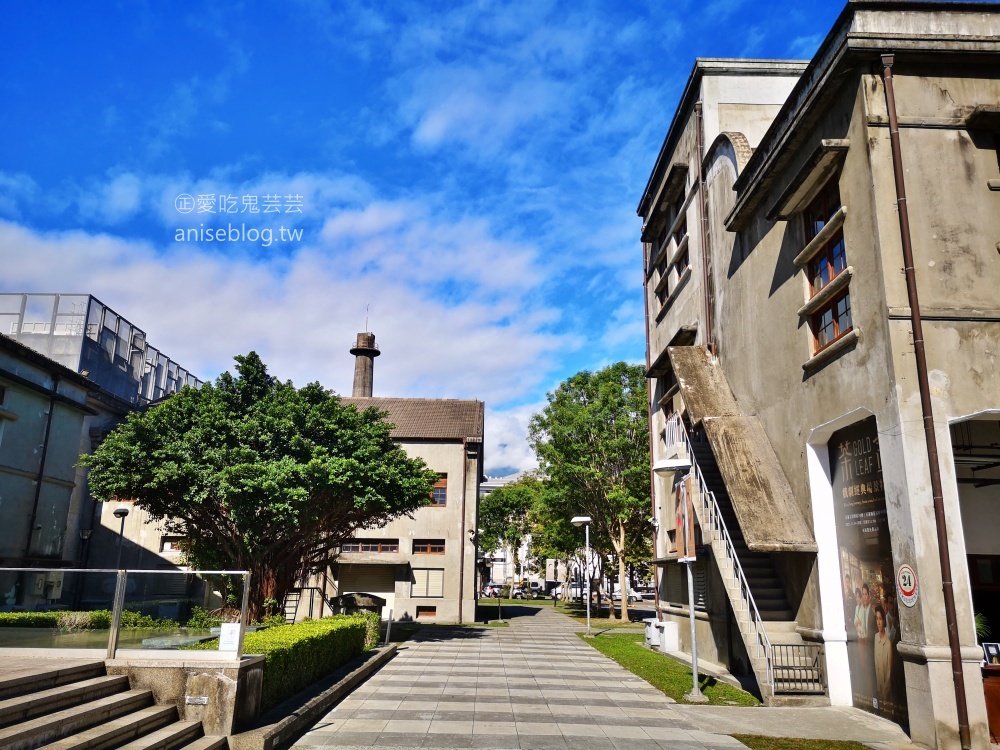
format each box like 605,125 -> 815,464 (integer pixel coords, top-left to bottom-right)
107,655 -> 264,735
332,439 -> 479,624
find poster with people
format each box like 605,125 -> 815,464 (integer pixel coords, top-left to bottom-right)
829,417 -> 908,728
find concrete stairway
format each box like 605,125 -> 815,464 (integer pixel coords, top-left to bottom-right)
0,660 -> 226,750
686,436 -> 827,703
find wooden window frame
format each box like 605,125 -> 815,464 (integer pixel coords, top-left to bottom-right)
803,181 -> 853,353
415,606 -> 437,618
674,248 -> 690,275
811,291 -> 853,353
341,538 -> 399,553
412,539 -> 446,554
430,475 -> 447,506
804,181 -> 847,295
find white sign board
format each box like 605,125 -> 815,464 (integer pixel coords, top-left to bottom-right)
896,564 -> 918,608
218,623 -> 240,652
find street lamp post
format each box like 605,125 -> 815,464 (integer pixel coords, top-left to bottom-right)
113,506 -> 129,569
571,516 -> 592,638
653,457 -> 707,703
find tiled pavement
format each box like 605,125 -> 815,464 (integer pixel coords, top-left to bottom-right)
293,607 -> 747,750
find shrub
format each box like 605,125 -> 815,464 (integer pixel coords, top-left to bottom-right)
256,614 -> 287,629
186,614 -> 371,711
185,606 -> 222,629
0,610 -> 175,630
0,612 -> 61,628
358,611 -> 380,649
119,610 -> 178,629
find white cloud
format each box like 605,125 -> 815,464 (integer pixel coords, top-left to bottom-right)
485,403 -> 542,475
0,209 -> 567,474
788,34 -> 822,59
0,172 -> 39,218
77,173 -> 144,224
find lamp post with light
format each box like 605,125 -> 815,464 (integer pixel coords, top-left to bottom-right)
113,506 -> 129,570
652,457 -> 707,703
571,516 -> 592,638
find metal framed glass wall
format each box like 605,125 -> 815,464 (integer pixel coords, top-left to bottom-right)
0,293 -> 201,405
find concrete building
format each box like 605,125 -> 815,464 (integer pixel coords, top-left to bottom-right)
0,293 -> 200,610
639,4 -> 999,747
329,333 -> 485,624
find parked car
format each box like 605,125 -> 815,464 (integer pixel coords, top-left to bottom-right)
482,583 -> 503,598
611,589 -> 643,603
510,585 -> 537,599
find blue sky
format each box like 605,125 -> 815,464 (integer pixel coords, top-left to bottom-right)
0,1 -> 843,475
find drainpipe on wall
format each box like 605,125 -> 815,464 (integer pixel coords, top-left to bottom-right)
881,54 -> 971,750
457,437 -> 470,624
695,101 -> 715,357
642,209 -> 662,624
26,375 -> 59,561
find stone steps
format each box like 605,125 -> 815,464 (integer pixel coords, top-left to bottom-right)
0,662 -> 223,750
0,676 -> 131,729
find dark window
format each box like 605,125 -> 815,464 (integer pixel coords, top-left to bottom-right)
804,181 -> 852,352
672,216 -> 687,246
341,539 -> 399,553
675,249 -> 690,275
430,475 -> 447,506
413,539 -> 445,554
804,180 -> 847,296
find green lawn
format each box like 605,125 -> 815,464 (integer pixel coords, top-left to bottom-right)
580,632 -> 760,707
733,736 -> 871,750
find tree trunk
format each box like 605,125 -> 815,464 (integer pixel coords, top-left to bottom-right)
614,521 -> 629,622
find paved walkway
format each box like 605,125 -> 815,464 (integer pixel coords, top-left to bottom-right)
293,606 -> 915,749
294,607 -> 747,749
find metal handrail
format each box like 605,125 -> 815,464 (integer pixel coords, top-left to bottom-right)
665,414 -> 774,689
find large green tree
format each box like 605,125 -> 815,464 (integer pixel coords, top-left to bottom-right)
528,362 -> 650,620
83,352 -> 436,620
478,474 -> 540,580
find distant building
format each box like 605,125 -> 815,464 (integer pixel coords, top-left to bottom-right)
322,333 -> 484,625
477,473 -> 523,586
639,3 -> 998,746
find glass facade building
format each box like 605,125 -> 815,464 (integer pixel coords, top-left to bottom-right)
0,294 -> 201,404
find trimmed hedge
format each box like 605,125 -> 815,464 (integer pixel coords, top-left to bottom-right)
187,614 -> 372,711
0,612 -> 61,628
0,610 -> 178,631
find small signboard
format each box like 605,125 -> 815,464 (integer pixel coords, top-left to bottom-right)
897,564 -> 918,607
218,623 -> 240,652
984,643 -> 1000,665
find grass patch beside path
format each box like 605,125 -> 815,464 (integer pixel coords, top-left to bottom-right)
580,632 -> 760,707
733,736 -> 870,750
555,602 -> 648,627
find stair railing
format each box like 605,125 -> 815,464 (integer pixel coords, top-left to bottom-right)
666,414 -> 774,690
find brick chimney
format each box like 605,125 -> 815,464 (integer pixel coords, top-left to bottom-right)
349,332 -> 380,397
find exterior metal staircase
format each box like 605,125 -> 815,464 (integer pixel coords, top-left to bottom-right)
0,660 -> 225,750
665,414 -> 826,703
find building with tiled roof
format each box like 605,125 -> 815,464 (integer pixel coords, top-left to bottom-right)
312,333 -> 485,625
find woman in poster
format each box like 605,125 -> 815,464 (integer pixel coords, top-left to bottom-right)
874,604 -> 894,708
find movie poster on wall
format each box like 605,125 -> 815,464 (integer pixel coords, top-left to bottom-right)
829,416 -> 908,728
